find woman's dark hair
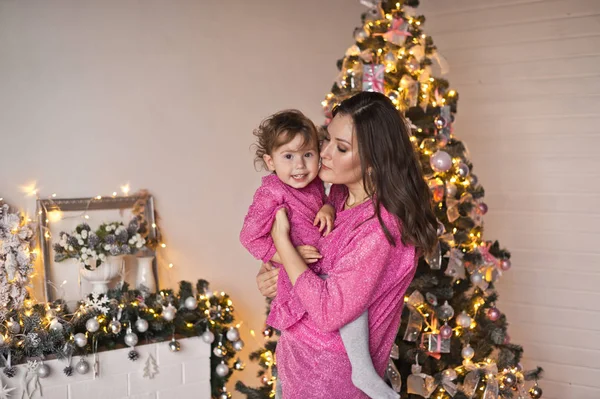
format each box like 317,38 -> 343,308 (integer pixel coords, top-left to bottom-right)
333,91 -> 438,256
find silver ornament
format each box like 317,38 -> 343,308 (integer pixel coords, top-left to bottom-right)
354,27 -> 369,42
7,319 -> 20,334
436,301 -> 455,321
461,344 -> 475,360
504,372 -> 517,387
456,311 -> 472,328
109,318 -> 122,335
125,329 -> 139,347
470,272 -> 484,285
434,116 -> 447,129
213,345 -> 226,358
226,327 -> 239,342
76,358 -> 90,375
201,329 -> 215,344
162,305 -> 177,322
135,317 -> 149,333
74,332 -> 88,348
38,363 -> 51,378
49,319 -> 62,332
456,162 -> 470,177
184,296 -> 198,310
446,182 -> 457,198
234,358 -> 245,370
232,340 -> 244,352
86,317 -> 100,333
0,334 -> 5,346
216,362 -> 229,377
168,338 -> 181,352
430,150 -> 452,172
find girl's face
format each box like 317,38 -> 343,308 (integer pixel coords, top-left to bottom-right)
319,113 -> 363,187
263,133 -> 320,189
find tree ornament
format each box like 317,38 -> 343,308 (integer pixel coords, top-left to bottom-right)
124,328 -> 139,347
128,350 -> 140,361
216,361 -> 229,377
74,333 -> 87,348
477,202 -> 488,215
456,311 -> 472,328
49,318 -> 62,332
85,317 -> 100,333
135,317 -> 149,333
430,150 -> 452,172
436,301 -> 455,321
234,358 -> 245,371
456,162 -> 470,177
63,366 -> 73,377
162,304 -> 177,321
461,344 -> 475,360
184,296 -> 198,310
503,372 -> 517,387
76,358 -> 90,375
487,307 -> 501,321
168,337 -> 181,352
201,329 -> 215,344
37,363 -> 51,378
3,366 -> 16,378
439,323 -> 453,340
500,259 -> 512,271
108,318 -> 122,335
6,318 -> 20,334
226,327 -> 240,342
434,115 -> 447,129
529,383 -> 543,398
232,340 -> 244,352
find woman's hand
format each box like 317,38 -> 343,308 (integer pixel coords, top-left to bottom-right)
270,207 -> 291,242
256,262 -> 279,298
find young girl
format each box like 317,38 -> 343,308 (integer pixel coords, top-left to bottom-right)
240,109 -> 399,399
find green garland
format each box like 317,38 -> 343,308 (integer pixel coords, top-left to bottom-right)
0,279 -> 241,399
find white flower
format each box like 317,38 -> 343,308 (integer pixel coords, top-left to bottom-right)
99,253 -> 106,261
91,251 -> 97,257
104,244 -> 111,251
81,253 -> 88,260
136,242 -> 143,249
80,247 -> 87,254
128,238 -> 134,245
68,245 -> 74,251
81,230 -> 88,239
75,233 -> 81,240
106,225 -> 112,232
78,239 -> 84,246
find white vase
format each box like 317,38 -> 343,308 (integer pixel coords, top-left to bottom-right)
136,255 -> 156,293
80,255 -> 124,294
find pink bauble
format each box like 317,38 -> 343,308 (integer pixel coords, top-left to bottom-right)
487,307 -> 501,321
430,151 -> 452,172
440,324 -> 453,339
500,259 -> 512,271
477,202 -> 488,215
503,333 -> 511,345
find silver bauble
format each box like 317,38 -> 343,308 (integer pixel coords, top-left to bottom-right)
86,318 -> 100,333
216,362 -> 229,377
201,329 -> 215,344
430,150 -> 452,172
470,272 -> 484,285
168,338 -> 181,352
232,340 -> 244,352
184,296 -> 198,310
446,182 -> 457,198
226,327 -> 239,342
125,330 -> 139,347
461,344 -> 475,360
354,27 -> 369,42
456,311 -> 472,328
0,334 -> 5,346
456,162 -> 470,177
7,319 -> 20,334
74,332 -> 87,348
76,358 -> 90,375
49,319 -> 62,333
436,301 -> 455,321
38,363 -> 51,378
109,318 -> 122,335
504,373 -> 517,387
162,305 -> 177,322
135,317 -> 149,333
213,345 -> 226,358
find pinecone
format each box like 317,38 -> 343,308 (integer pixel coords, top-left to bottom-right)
3,366 -> 16,378
63,366 -> 73,376
128,350 -> 140,361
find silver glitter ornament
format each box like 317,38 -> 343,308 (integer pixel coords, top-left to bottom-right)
226,327 -> 239,342
213,345 -> 226,358
168,338 -> 181,352
201,329 -> 215,344
109,318 -> 122,335
74,333 -> 88,348
38,363 -> 51,378
135,317 -> 149,333
529,384 -> 543,399
86,317 -> 100,333
436,301 -> 455,321
49,318 -> 62,332
456,311 -> 472,328
76,358 -> 90,375
124,329 -> 139,347
461,344 -> 475,360
456,162 -> 470,177
216,362 -> 229,377
7,318 -> 20,334
232,340 -> 244,352
184,296 -> 198,310
162,304 -> 177,322
430,150 -> 452,172
504,373 -> 517,387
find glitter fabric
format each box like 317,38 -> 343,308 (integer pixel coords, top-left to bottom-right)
277,184 -> 417,398
240,174 -> 326,330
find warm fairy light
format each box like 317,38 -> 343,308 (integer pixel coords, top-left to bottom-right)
48,210 -> 63,223
168,263 -> 173,269
250,329 -> 256,337
121,184 -> 130,195
421,34 -> 426,38
44,231 -> 51,239
21,182 -> 38,197
96,195 -> 102,200
429,78 -> 435,82
84,214 -> 90,219
52,193 -> 57,198
152,223 -> 157,228
161,243 -> 167,248
186,323 -> 193,328
112,192 -> 117,197
448,90 -> 456,97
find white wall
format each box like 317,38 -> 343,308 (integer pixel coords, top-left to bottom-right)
1,0 -> 598,398
418,1 -> 600,398
0,0 -> 364,394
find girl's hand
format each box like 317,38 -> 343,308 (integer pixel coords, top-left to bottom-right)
296,245 -> 322,264
313,204 -> 335,236
271,207 -> 291,241
256,262 -> 279,298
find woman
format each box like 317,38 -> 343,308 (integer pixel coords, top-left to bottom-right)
257,91 -> 438,398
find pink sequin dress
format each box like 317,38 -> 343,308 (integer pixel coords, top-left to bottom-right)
240,173 -> 326,331
276,184 -> 417,398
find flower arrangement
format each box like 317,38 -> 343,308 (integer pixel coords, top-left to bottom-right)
53,217 -> 146,270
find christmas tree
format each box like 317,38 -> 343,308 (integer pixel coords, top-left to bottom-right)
237,1 -> 543,398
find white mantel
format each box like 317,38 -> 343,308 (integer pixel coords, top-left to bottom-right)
1,337 -> 211,399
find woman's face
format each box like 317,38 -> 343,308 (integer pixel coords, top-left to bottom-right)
319,113 -> 363,186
